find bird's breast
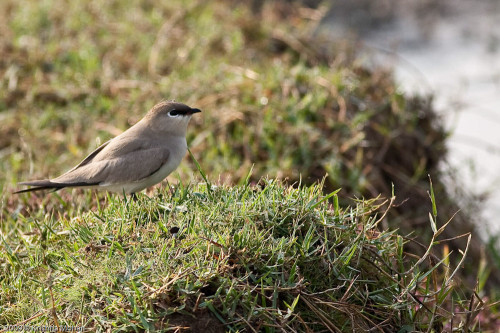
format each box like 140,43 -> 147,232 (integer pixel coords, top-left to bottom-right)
135,138 -> 187,190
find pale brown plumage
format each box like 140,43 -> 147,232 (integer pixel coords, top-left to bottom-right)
15,101 -> 201,194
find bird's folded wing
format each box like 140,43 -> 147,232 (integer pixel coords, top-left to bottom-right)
67,139 -> 112,172
53,146 -> 170,186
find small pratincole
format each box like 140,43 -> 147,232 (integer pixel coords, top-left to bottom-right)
15,101 -> 201,195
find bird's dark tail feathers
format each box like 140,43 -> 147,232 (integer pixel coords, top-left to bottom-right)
14,180 -> 92,194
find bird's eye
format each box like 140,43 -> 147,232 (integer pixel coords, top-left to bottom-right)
168,110 -> 180,117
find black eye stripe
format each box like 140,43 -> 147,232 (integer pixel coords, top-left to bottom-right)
169,109 -> 191,116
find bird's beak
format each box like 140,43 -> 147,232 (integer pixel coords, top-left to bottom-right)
189,108 -> 202,115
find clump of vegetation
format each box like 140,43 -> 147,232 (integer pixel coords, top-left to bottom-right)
0,180 -> 492,331
0,0 -> 487,270
1,0 -> 499,330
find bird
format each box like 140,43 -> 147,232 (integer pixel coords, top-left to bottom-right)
14,101 -> 201,196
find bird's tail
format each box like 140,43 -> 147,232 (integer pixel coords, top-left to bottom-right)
14,180 -> 90,194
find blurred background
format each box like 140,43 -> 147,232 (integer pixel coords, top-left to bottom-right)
1,0 -> 499,291
322,0 -> 500,237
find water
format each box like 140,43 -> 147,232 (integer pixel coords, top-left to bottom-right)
322,0 -> 500,235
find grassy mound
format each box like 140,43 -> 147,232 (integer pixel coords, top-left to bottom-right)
0,0 -> 487,271
0,180 -> 488,331
1,0 -> 498,329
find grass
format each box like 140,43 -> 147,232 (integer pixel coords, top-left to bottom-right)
0,178 -> 493,331
0,0 -> 485,260
1,0 -> 499,330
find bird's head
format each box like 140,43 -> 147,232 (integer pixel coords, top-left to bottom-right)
146,101 -> 202,136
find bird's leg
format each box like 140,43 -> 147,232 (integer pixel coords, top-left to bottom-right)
130,193 -> 138,202
166,180 -> 175,197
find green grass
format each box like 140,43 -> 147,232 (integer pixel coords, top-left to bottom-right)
0,179 -> 489,331
1,0 -> 499,330
0,0 -> 481,255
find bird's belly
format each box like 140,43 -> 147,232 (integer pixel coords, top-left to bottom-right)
103,146 -> 186,194
141,157 -> 183,188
